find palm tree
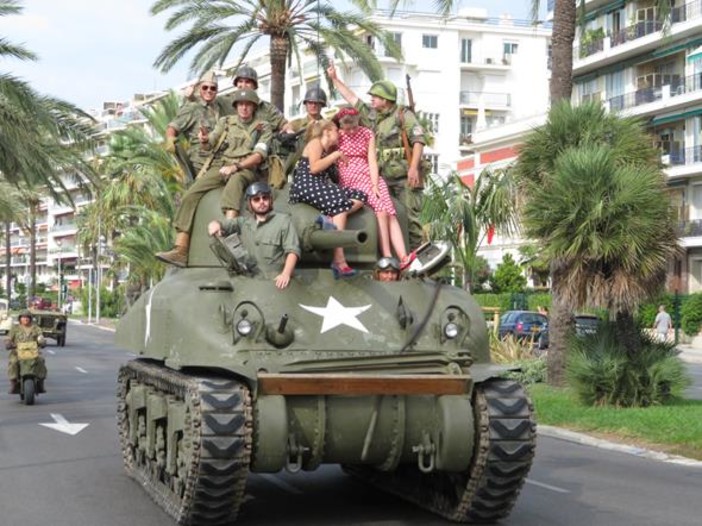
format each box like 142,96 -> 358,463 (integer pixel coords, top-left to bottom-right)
0,179 -> 26,300
422,169 -> 519,291
516,101 -> 679,384
150,0 -> 403,111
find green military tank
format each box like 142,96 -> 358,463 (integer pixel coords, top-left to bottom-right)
115,186 -> 536,525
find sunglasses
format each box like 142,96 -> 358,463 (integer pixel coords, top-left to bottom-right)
377,257 -> 400,271
251,194 -> 271,203
201,85 -> 218,92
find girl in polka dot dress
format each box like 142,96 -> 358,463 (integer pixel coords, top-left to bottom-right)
334,107 -> 414,269
289,119 -> 366,278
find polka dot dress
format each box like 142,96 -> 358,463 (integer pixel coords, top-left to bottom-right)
338,126 -> 396,215
289,157 -> 367,217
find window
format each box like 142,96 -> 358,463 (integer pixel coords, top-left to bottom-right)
365,34 -> 375,51
460,116 -> 473,136
422,34 -> 438,49
460,38 -> 472,63
503,42 -> 518,63
384,32 -> 402,57
424,154 -> 438,175
424,112 -> 440,134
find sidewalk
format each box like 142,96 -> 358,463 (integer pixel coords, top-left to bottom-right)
677,344 -> 702,364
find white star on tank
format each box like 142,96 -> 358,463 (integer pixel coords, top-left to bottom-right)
300,296 -> 372,334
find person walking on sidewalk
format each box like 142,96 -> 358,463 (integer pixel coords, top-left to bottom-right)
653,304 -> 672,342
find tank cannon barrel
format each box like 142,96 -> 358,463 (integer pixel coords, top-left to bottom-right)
307,229 -> 368,251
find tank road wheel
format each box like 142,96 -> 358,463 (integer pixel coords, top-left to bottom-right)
117,361 -> 253,525
343,379 -> 536,523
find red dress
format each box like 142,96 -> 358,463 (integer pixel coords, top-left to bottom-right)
337,126 -> 396,215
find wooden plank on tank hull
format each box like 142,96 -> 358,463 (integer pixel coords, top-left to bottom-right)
257,373 -> 471,395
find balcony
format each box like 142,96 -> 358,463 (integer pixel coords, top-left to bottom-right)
459,91 -> 511,108
678,219 -> 702,238
603,71 -> 696,114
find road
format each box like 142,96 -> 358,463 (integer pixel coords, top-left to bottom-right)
0,323 -> 700,526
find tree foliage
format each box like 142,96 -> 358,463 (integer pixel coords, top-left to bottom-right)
491,253 -> 526,294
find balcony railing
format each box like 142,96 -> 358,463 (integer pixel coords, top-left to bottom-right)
678,219 -> 702,237
662,144 -> 702,166
459,91 -> 511,106
605,71 -> 696,112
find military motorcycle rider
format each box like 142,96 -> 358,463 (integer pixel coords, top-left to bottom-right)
327,62 -> 427,250
5,310 -> 47,394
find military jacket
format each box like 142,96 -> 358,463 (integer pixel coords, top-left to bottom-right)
207,115 -> 273,168
354,101 -> 426,180
221,212 -> 300,276
169,98 -> 230,164
8,324 -> 44,348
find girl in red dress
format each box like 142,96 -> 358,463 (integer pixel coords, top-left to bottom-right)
334,107 -> 414,269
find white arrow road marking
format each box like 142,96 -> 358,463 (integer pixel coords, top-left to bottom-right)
39,413 -> 89,436
299,296 -> 371,334
75,367 -> 88,374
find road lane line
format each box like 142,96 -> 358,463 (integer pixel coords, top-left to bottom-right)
526,478 -> 570,493
46,349 -> 55,355
75,367 -> 88,374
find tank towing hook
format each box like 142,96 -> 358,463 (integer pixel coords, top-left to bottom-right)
286,433 -> 310,473
412,431 -> 436,473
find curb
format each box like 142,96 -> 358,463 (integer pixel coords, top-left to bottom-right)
538,425 -> 702,467
69,318 -> 117,333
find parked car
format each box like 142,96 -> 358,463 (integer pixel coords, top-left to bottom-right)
498,310 -> 549,349
0,298 -> 13,334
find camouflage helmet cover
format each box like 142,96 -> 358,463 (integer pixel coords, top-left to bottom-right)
231,88 -> 260,106
368,80 -> 397,102
303,86 -> 328,106
198,70 -> 218,87
245,181 -> 272,198
233,66 -> 259,88
18,310 -> 33,321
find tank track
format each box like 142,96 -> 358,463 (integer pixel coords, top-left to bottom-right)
344,379 -> 535,523
117,360 -> 252,525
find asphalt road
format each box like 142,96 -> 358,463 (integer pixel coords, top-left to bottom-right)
0,323 -> 700,526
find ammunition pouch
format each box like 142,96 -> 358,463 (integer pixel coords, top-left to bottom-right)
17,341 -> 39,361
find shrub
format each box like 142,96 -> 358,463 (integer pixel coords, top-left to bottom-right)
681,293 -> 702,336
566,322 -> 690,407
504,358 -> 548,385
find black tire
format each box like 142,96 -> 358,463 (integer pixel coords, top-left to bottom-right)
23,378 -> 35,406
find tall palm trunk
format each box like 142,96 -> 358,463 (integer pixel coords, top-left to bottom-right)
4,223 -> 11,301
550,0 -> 577,102
547,264 -> 573,386
269,35 -> 289,112
615,311 -> 642,357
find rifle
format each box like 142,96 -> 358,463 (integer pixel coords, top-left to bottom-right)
405,74 -> 415,113
400,74 -> 424,188
174,142 -> 196,184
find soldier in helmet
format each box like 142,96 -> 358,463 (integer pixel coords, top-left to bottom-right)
223,66 -> 291,134
373,256 -> 401,282
327,63 -> 427,250
156,88 -> 272,268
165,71 -> 230,176
278,85 -> 329,174
208,182 -> 300,289
5,310 -> 47,394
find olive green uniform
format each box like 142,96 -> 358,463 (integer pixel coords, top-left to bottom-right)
278,115 -> 322,175
173,115 -> 273,234
354,101 -> 426,250
219,96 -> 286,132
169,98 -> 231,171
220,211 -> 300,277
6,324 -> 46,381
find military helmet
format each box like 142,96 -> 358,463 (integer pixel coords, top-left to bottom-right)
303,86 -> 328,106
246,181 -> 272,199
368,80 -> 397,102
18,310 -> 33,321
231,88 -> 260,106
233,66 -> 259,89
198,70 -> 218,87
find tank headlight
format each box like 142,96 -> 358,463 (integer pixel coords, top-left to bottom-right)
237,319 -> 254,336
444,322 -> 460,339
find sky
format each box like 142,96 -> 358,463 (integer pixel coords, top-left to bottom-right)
0,1 -> 541,113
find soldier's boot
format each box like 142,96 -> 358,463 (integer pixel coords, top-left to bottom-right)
155,232 -> 190,268
8,378 -> 19,394
37,379 -> 46,393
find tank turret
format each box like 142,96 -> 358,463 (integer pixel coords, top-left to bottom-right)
115,186 -> 535,525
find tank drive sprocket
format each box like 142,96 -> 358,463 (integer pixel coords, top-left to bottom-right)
343,379 -> 535,522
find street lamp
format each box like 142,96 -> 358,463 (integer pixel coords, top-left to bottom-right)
96,235 -> 106,324
56,240 -> 63,311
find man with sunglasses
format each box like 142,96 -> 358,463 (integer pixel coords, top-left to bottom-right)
208,182 -> 300,289
165,71 -> 229,176
373,256 -> 401,282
